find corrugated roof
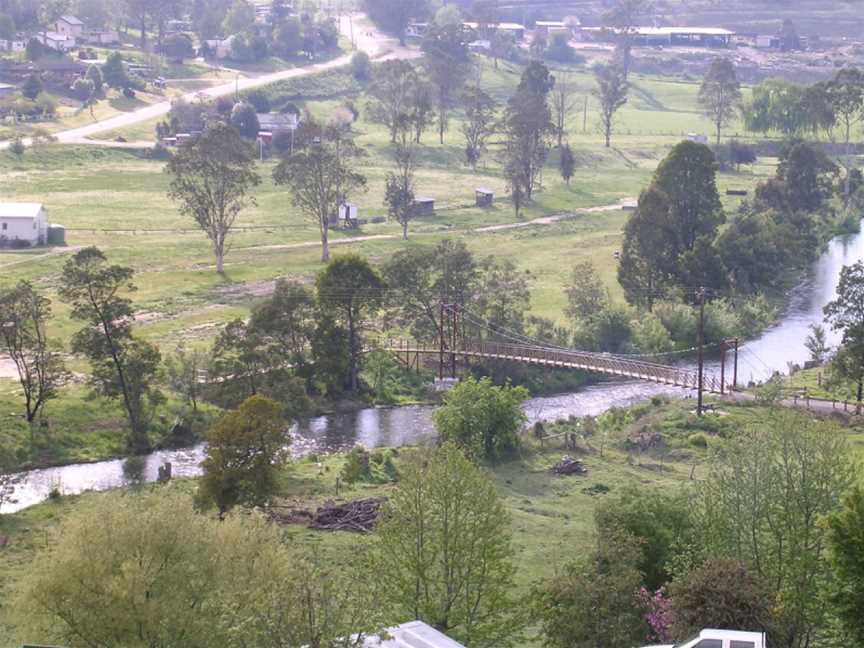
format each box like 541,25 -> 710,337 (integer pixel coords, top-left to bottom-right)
365,621 -> 467,648
0,203 -> 44,219
59,15 -> 84,25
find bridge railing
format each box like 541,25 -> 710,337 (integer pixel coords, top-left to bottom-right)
383,338 -> 725,393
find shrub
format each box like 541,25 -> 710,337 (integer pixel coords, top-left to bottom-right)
433,377 -> 529,462
71,78 -> 94,101
688,432 -> 710,448
351,51 -> 372,81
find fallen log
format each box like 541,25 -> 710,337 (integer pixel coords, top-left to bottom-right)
309,497 -> 388,533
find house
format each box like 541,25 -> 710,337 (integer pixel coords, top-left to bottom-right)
0,83 -> 15,98
364,620 -> 467,648
0,203 -> 49,248
55,15 -> 85,40
41,31 -> 76,51
204,35 -> 236,60
82,29 -> 120,45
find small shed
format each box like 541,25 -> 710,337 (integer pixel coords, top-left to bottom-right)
475,188 -> 494,208
0,203 -> 49,247
339,202 -> 359,226
413,197 -> 435,217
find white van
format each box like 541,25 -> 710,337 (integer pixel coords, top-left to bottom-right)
645,629 -> 767,648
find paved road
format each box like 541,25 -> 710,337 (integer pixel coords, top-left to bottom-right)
39,15 -> 416,148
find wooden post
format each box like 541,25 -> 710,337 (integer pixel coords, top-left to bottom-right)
719,340 -> 726,396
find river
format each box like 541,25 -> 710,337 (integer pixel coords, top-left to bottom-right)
2,229 -> 862,514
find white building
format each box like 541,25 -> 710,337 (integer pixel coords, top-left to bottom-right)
364,621 -> 466,648
55,15 -> 85,40
42,31 -> 75,51
0,203 -> 49,247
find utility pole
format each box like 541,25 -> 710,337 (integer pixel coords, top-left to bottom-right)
732,337 -> 739,391
439,301 -> 445,381
696,288 -> 706,416
582,95 -> 588,134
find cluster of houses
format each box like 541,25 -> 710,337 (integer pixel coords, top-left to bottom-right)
0,15 -> 119,55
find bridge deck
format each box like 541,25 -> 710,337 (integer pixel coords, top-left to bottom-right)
385,339 -> 726,395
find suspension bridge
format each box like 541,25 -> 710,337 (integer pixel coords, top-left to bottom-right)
383,304 -> 740,396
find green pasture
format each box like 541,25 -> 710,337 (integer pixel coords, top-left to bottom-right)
0,57 -> 779,472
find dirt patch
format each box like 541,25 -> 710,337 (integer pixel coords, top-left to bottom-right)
216,279 -> 279,301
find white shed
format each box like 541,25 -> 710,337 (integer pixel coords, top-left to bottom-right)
0,203 -> 49,247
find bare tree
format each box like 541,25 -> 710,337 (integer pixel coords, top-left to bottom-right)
0,281 -> 65,424
698,57 -> 742,145
594,63 -> 629,148
384,116 -> 417,239
552,71 -> 579,148
366,59 -> 418,144
603,0 -> 654,79
166,122 -> 260,274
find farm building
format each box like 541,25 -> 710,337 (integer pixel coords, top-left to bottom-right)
579,26 -> 735,47
54,15 -> 85,40
463,21 -> 527,41
0,203 -> 49,248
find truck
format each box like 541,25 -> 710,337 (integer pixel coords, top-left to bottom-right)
644,629 -> 767,648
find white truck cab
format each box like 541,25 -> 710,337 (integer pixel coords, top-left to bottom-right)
645,629 -> 767,648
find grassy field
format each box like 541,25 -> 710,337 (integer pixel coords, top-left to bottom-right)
1,399 -> 862,645
0,56 -> 780,470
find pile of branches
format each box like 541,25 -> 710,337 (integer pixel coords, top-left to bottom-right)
309,497 -> 388,533
551,456 -> 587,476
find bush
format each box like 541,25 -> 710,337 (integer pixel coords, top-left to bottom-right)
22,73 -> 43,100
433,377 -> 528,462
688,432 -> 710,448
71,78 -> 94,101
351,51 -> 372,81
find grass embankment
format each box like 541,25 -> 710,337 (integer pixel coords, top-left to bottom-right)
0,58 -> 778,469
2,398 -> 864,644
